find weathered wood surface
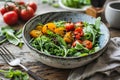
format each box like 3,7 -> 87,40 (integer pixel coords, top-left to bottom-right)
0,1 -> 120,80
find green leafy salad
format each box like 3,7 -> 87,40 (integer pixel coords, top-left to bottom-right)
62,0 -> 91,8
29,17 -> 101,57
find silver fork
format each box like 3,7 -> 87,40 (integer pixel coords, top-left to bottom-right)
0,46 -> 44,80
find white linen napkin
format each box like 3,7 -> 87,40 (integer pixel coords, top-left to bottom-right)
68,37 -> 120,80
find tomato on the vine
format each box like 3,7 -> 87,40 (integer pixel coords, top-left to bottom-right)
3,11 -> 18,25
20,6 -> 34,21
0,1 -> 37,25
0,4 -> 15,15
0,7 -> 7,15
28,2 -> 37,12
14,6 -> 20,14
16,1 -> 25,5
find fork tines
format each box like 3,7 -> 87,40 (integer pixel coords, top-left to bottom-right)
0,46 -> 15,63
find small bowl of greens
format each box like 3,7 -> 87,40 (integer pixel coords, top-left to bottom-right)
23,11 -> 110,69
58,0 -> 91,11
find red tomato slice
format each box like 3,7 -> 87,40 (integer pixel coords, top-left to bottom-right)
65,22 -> 75,31
83,40 -> 93,49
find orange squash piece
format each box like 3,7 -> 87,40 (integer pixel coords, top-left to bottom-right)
63,32 -> 73,43
30,30 -> 42,38
54,27 -> 65,36
42,25 -> 48,34
44,22 -> 56,32
36,26 -> 43,31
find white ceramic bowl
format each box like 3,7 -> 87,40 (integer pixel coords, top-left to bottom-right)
23,11 -> 110,69
105,1 -> 120,29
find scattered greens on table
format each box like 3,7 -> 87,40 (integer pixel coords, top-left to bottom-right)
41,0 -> 91,8
0,68 -> 29,80
0,26 -> 24,48
62,0 -> 91,8
30,17 -> 101,57
42,0 -> 60,8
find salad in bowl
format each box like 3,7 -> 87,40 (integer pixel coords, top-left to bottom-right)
23,12 -> 110,68
29,18 -> 101,57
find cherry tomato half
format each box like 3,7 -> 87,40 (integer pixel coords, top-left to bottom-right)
16,1 -> 25,5
83,40 -> 93,49
65,22 -> 75,31
74,27 -> 84,39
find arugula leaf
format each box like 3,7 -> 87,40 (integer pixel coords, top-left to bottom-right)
56,35 -> 67,47
75,42 -> 89,52
95,17 -> 101,31
6,31 -> 20,45
83,18 -> 101,45
54,21 -> 66,27
0,27 -> 24,48
15,29 -> 23,38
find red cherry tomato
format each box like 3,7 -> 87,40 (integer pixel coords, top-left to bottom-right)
74,27 -> 83,33
3,11 -> 18,25
20,6 -> 34,21
74,27 -> 84,39
65,22 -> 75,31
0,4 -> 16,15
14,6 -> 20,14
6,4 -> 16,11
75,34 -> 81,40
83,40 -> 93,49
16,1 -> 25,5
0,7 -> 7,15
28,2 -> 37,12
72,40 -> 82,47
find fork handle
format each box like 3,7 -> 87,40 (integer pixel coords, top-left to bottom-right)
27,70 -> 44,80
19,64 -> 44,80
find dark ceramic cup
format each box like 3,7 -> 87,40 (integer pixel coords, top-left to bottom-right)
91,0 -> 106,7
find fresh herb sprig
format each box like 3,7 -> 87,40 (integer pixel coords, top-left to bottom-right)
0,26 -> 24,48
0,68 -> 29,80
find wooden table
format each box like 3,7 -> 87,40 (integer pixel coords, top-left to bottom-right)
0,1 -> 120,80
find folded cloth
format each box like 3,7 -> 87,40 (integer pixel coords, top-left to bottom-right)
68,37 -> 120,80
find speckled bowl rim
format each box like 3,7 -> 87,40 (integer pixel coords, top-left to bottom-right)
23,11 -> 110,60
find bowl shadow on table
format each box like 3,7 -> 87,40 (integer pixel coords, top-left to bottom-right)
23,11 -> 110,69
